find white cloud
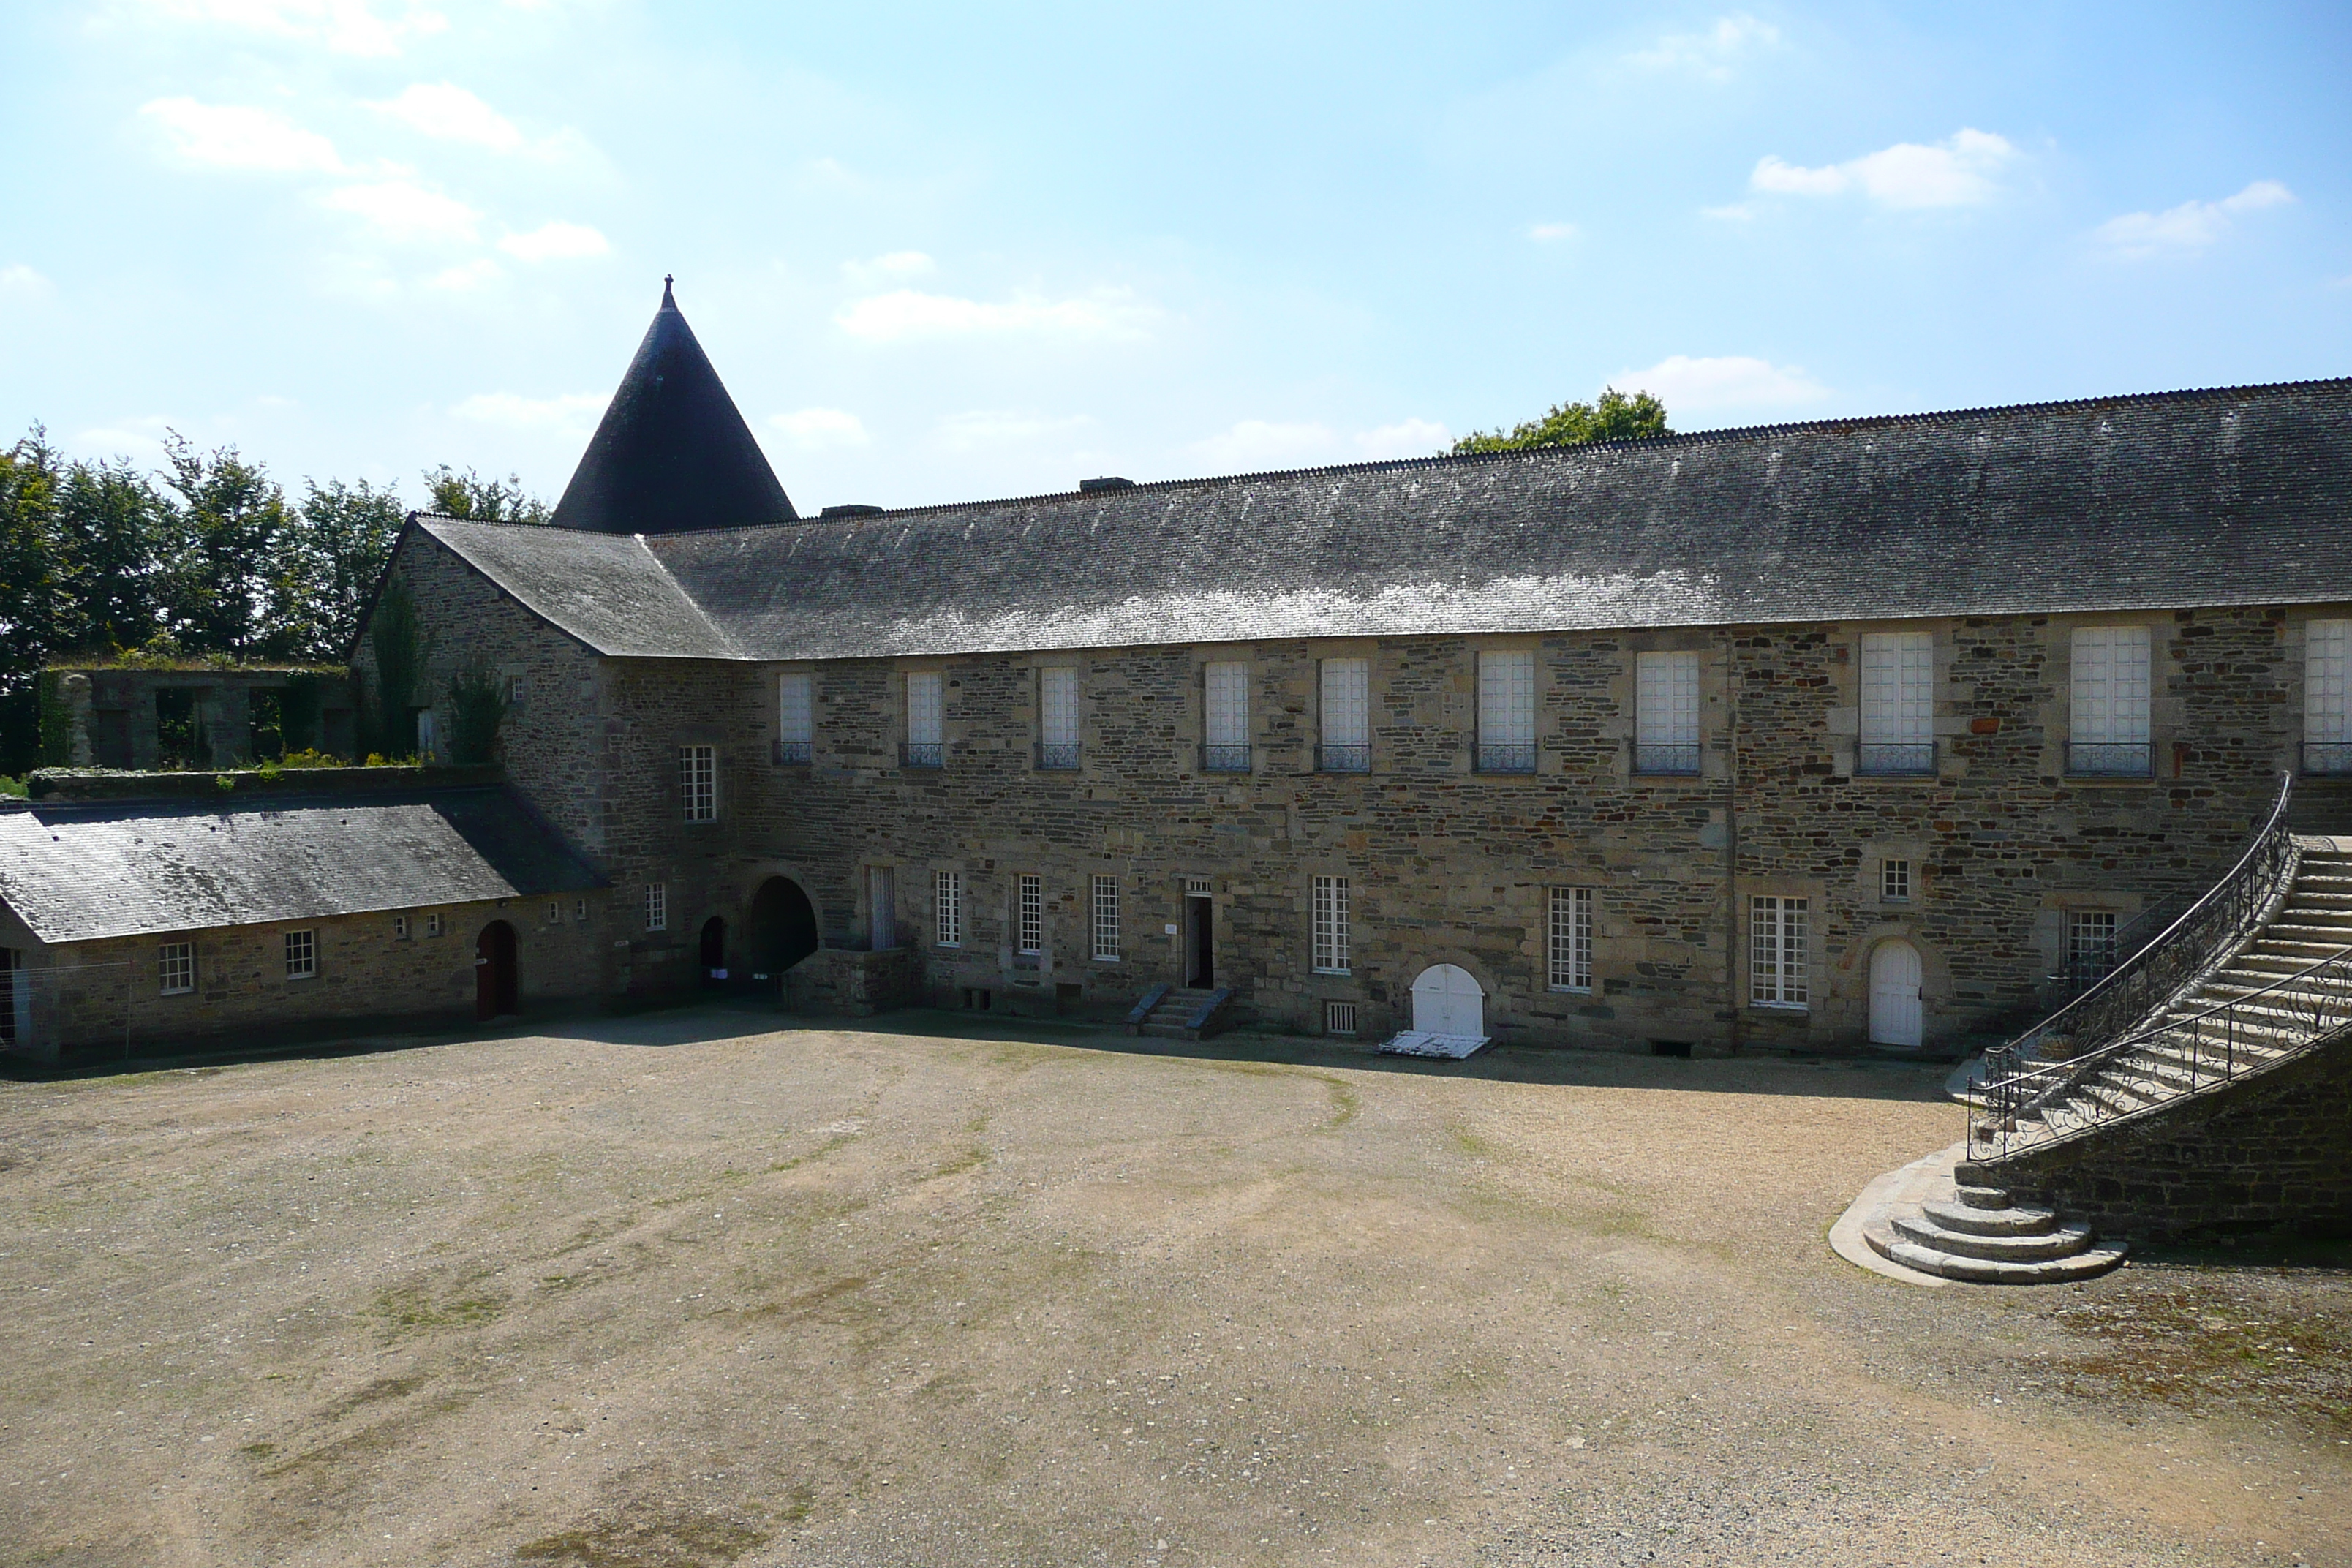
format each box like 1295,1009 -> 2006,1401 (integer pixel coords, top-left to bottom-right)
323,180 -> 478,243
1528,222 -> 1577,242
1627,14 -> 1779,79
1751,128 -> 2019,210
1,264 -> 52,297
1191,421 -> 1339,471
426,257 -> 502,291
372,83 -> 523,151
451,391 -> 606,431
1700,203 -> 1755,222
498,221 -> 610,261
842,250 -> 937,286
2093,180 -> 2295,258
935,410 -> 1093,452
768,408 -> 870,451
131,0 -> 448,57
1355,419 -> 1450,459
140,97 -> 346,173
837,287 -> 1160,343
1616,355 -> 1830,412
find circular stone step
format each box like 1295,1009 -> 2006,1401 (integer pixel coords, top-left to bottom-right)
1921,1198 -> 2057,1236
1953,1184 -> 2012,1210
1891,1212 -> 2099,1262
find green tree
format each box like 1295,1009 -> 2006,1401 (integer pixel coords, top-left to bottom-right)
159,434 -> 294,657
423,464 -> 551,524
1450,388 -> 1670,455
284,477 -> 407,660
0,431 -> 66,774
56,455 -> 173,651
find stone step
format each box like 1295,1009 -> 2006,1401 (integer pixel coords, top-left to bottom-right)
1920,1197 -> 2057,1236
1891,1211 -> 2100,1262
1953,1184 -> 2012,1210
1869,1223 -> 2130,1284
2158,1008 -> 2338,1046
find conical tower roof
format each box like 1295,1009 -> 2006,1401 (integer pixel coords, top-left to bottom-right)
550,279 -> 796,534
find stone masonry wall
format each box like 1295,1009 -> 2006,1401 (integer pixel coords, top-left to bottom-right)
10,893 -> 611,1063
1961,1028 -> 2352,1242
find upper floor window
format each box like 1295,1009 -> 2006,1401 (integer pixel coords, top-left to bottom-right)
679,744 -> 717,821
1318,658 -> 1370,772
1858,631 -> 1934,776
2306,619 -> 2351,775
935,870 -> 963,948
1635,650 -> 1700,774
1039,667 -> 1079,769
776,672 -> 813,764
904,671 -> 945,769
1477,650 -> 1537,773
1311,875 -> 1352,973
1881,859 -> 1912,902
1749,896 -> 1806,1009
1547,886 -> 1593,992
1092,875 -> 1121,962
2068,626 -> 2152,777
159,941 -> 195,995
1203,661 -> 1251,772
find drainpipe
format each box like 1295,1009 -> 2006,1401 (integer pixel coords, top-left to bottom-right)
1724,632 -> 1742,1057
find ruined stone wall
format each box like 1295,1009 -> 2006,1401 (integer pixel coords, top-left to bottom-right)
13,894 -> 611,1063
1961,1028 -> 2352,1242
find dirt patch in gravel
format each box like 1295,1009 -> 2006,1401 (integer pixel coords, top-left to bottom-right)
1,1006 -> 2346,1568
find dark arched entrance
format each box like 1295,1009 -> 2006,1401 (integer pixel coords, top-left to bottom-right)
745,876 -> 820,988
699,916 -> 728,987
475,920 -> 518,1020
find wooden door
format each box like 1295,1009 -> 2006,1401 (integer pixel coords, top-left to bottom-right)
1411,964 -> 1484,1038
1869,940 -> 1923,1048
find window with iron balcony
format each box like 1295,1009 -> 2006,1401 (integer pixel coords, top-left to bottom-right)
2305,619 -> 2351,775
2066,626 -> 2153,777
1202,660 -> 1251,772
902,671 -> 945,769
1317,658 -> 1370,773
1476,650 -> 1537,773
1634,650 -> 1700,775
1856,631 -> 1936,776
1037,667 -> 1080,770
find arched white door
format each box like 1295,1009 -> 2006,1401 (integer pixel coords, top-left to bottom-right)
1411,964 -> 1485,1039
1869,940 -> 1924,1049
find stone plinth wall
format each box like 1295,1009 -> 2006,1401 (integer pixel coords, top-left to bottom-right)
783,946 -> 920,1017
1961,1028 -> 2352,1242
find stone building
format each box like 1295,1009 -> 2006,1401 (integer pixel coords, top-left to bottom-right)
0,770 -> 607,1062
41,662 -> 358,770
345,284 -> 2352,1058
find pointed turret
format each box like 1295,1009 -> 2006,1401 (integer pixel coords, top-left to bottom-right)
550,278 -> 796,534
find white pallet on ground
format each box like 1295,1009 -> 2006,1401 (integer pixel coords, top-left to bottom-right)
1377,1030 -> 1491,1060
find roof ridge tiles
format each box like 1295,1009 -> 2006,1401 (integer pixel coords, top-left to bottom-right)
616,372 -> 2352,538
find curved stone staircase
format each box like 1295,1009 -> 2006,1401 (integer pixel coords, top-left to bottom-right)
1856,780 -> 2352,1284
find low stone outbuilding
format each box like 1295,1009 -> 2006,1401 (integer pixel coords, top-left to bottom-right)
0,772 -> 608,1063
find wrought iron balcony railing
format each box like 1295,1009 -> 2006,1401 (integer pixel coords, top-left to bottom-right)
1200,742 -> 1252,773
1856,739 -> 1936,777
772,738 -> 812,765
1475,741 -> 1537,774
1036,741 -> 1080,771
2066,741 -> 2153,778
1316,743 -> 1371,774
2304,739 -> 2352,776
900,741 -> 945,769
1633,741 -> 1701,776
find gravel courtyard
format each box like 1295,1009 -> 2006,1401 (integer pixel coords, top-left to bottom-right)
2,1009 -> 2345,1568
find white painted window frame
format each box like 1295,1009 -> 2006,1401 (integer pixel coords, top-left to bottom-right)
1311,875 -> 1351,975
1548,886 -> 1593,992
936,870 -> 963,949
679,744 -> 717,823
1091,875 -> 1120,962
1749,896 -> 1807,1009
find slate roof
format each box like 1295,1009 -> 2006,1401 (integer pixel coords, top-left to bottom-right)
549,279 -> 797,536
421,377 -> 2352,663
0,787 -> 605,945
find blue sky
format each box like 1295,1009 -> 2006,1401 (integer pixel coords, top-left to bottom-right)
2,2 -> 2347,513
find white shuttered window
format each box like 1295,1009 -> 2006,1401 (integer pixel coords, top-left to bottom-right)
777,673 -> 813,749
1635,650 -> 1700,772
906,671 -> 943,746
1478,650 -> 1536,772
2070,626 -> 2152,775
1320,659 -> 1368,745
2307,620 -> 2351,772
1205,662 -> 1249,747
1859,631 -> 1934,774
1039,666 -> 1079,766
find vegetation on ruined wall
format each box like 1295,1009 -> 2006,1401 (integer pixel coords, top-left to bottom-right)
362,576 -> 429,760
1450,388 -> 1671,454
0,426 -> 549,775
444,666 -> 510,764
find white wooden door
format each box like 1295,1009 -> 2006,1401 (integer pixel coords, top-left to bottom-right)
868,866 -> 896,951
1411,964 -> 1485,1039
1869,940 -> 1923,1048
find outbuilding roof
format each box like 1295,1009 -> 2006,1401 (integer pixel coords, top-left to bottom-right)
0,787 -> 605,945
418,376 -> 2352,662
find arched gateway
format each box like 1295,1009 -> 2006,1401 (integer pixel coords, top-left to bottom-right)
745,877 -> 820,985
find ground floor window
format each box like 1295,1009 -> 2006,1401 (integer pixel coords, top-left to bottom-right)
159,942 -> 195,995
1324,999 -> 1358,1036
284,929 -> 317,981
1091,875 -> 1120,962
2068,909 -> 2119,983
1017,874 -> 1043,957
1312,875 -> 1351,975
1749,896 -> 1807,1008
645,883 -> 668,933
1548,886 -> 1593,992
936,870 -> 963,947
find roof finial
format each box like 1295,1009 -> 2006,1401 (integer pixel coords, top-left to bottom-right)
661,274 -> 675,309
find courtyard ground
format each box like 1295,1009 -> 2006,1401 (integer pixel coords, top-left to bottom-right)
1,1006 -> 2346,1568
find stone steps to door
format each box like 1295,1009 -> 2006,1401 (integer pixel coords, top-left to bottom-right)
1863,1178 -> 2125,1284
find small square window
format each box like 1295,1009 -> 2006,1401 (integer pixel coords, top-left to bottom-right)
425,913 -> 442,938
393,915 -> 410,939
159,942 -> 194,995
1882,859 -> 1911,902
285,929 -> 317,980
1325,1000 -> 1358,1037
